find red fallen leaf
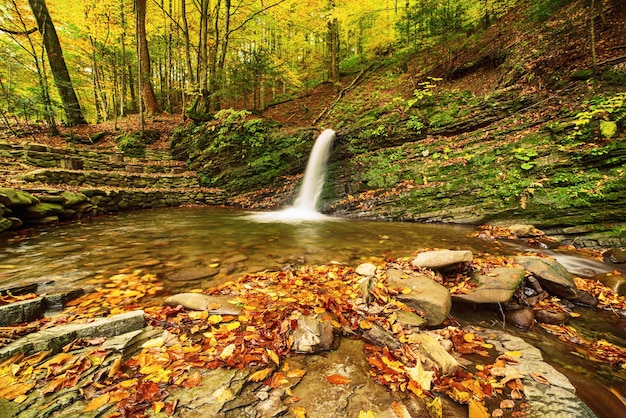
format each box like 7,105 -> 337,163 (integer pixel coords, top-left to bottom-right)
164,399 -> 178,416
326,374 -> 350,385
136,381 -> 160,402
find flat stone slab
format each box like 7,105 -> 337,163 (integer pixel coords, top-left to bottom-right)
514,255 -> 577,299
452,267 -> 525,304
0,297 -> 44,326
388,270 -> 451,327
0,310 -> 145,360
412,250 -> 473,269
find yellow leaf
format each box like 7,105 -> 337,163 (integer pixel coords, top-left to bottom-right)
463,333 -> 475,342
117,378 -> 137,388
83,393 -> 110,412
220,343 -> 236,360
358,411 -> 376,418
468,399 -> 490,418
267,349 -> 280,366
359,320 -> 373,330
224,321 -> 241,331
401,288 -> 412,294
290,406 -> 307,418
189,311 -> 208,320
153,401 -> 165,413
426,397 -> 443,418
139,364 -> 163,375
208,314 -> 223,324
287,369 -> 307,378
504,351 -> 521,358
249,368 -> 273,382
141,337 -> 165,349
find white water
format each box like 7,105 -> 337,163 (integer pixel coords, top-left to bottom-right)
250,129 -> 336,222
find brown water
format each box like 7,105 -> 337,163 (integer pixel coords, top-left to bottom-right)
0,207 -> 624,417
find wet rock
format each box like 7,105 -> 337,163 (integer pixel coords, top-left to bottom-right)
534,309 -> 570,325
162,293 -> 243,315
224,253 -> 249,264
0,297 -> 44,326
514,256 -> 578,299
411,249 -> 473,270
602,248 -> 626,264
412,331 -> 459,376
395,310 -> 428,328
505,307 -> 534,330
291,314 -> 338,353
0,216 -> 11,232
0,310 -> 145,359
42,288 -> 86,310
570,289 -> 599,307
592,271 -> 626,296
508,224 -> 544,237
362,322 -> 401,351
356,262 -> 377,276
387,270 -> 451,326
452,267 -> 526,304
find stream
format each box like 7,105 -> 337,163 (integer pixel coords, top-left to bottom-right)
1,207 -> 624,417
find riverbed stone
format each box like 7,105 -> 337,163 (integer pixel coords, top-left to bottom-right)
356,262 -> 377,276
387,270 -> 451,326
412,331 -> 459,376
291,314 -> 338,353
162,293 -> 243,315
514,255 -> 578,299
508,224 -> 544,237
0,187 -> 38,207
411,249 -> 473,269
0,297 -> 44,326
0,216 -> 11,232
602,248 -> 626,264
452,267 -> 525,304
505,307 -> 535,329
592,271 -> 626,296
0,310 -> 145,359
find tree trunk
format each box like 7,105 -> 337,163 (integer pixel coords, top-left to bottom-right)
135,0 -> 160,116
28,0 -> 85,126
327,17 -> 340,86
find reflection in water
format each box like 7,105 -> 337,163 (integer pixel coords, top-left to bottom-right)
0,207 -> 624,418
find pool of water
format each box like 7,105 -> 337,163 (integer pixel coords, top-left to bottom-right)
1,207 -> 624,417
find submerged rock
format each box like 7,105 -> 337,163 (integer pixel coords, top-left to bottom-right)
411,250 -> 473,270
505,307 -> 535,329
514,255 -> 578,299
291,314 -> 338,353
534,309 -> 570,325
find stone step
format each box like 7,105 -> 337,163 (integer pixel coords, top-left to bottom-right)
20,168 -> 200,189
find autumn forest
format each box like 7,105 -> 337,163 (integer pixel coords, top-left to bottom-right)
1,0 -> 512,130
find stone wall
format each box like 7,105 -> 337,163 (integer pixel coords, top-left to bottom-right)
20,169 -> 201,189
0,187 -> 228,233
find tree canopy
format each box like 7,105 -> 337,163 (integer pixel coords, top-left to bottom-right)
0,0 -> 521,125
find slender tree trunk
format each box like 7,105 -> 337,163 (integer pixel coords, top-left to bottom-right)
327,17 -> 339,86
28,0 -> 85,126
120,0 -> 128,116
135,0 -> 160,116
590,0 -> 597,72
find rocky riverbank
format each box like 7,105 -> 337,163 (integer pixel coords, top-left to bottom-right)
1,248 -> 624,417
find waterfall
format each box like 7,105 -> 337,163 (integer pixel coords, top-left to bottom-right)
249,129 -> 336,222
292,128 -> 335,212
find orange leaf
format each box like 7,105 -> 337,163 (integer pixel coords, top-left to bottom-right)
83,393 -> 110,412
326,374 -> 350,385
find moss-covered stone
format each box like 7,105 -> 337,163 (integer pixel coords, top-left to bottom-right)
0,188 -> 39,207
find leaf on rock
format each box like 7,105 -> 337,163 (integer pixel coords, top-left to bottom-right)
249,367 -> 273,382
83,392 -> 110,412
326,373 -> 350,385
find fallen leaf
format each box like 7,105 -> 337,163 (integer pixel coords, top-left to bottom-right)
83,393 -> 110,412
468,399 -> 489,418
326,374 -> 350,385
530,372 -> 551,385
249,368 -> 273,382
290,406 -> 306,418
391,401 -> 411,417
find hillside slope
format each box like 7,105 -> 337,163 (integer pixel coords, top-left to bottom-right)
171,1 -> 626,245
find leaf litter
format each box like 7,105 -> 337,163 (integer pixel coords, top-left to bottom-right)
0,255 -> 623,417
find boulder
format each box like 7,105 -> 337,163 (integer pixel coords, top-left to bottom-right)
412,250 -> 473,269
592,272 -> 626,297
452,267 -> 525,304
0,188 -> 39,207
603,248 -> 626,264
291,314 -> 338,353
355,263 -> 377,277
534,310 -> 570,325
23,202 -> 64,219
505,308 -> 534,329
412,331 -> 459,376
162,293 -> 243,315
514,256 -> 578,299
508,224 -> 544,237
0,217 -> 11,232
387,270 -> 451,326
